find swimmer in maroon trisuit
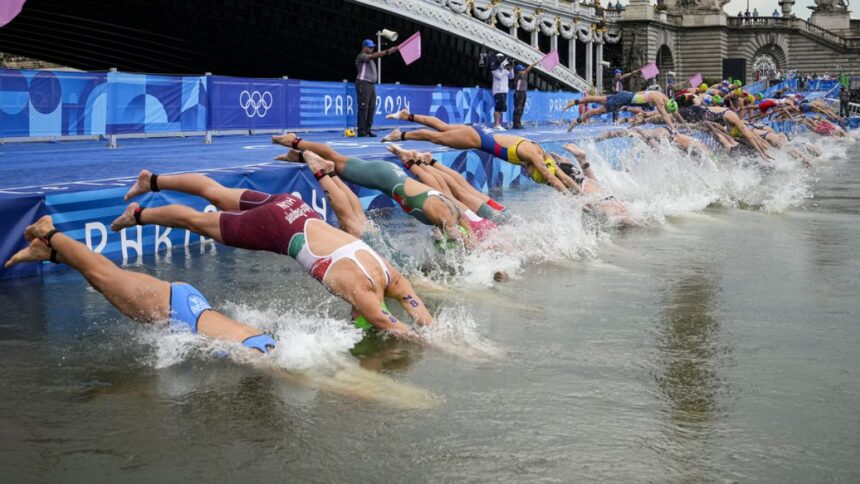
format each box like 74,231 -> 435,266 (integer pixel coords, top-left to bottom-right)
112,170 -> 434,341
5,216 -> 276,354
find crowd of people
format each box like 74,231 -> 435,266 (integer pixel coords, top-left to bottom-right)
5,40 -> 855,371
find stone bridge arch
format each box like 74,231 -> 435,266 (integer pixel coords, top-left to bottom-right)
655,44 -> 675,88
749,33 -> 789,80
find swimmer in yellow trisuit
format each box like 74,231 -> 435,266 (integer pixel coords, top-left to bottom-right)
380,109 -> 581,193
5,216 -> 276,354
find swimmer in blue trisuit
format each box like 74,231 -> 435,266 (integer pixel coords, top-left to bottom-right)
379,109 -> 580,193
564,90 -> 678,131
272,133 -> 483,249
4,216 -> 276,354
114,170 -> 435,340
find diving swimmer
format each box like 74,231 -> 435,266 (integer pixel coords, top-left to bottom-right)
5,216 -> 277,354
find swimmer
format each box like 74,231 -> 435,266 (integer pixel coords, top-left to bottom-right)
273,133 -> 476,249
596,126 -> 709,153
379,110 -> 579,193
115,170 -> 434,341
5,216 -> 276,354
385,144 -> 505,227
678,104 -> 773,158
564,90 -> 677,131
554,143 -> 630,221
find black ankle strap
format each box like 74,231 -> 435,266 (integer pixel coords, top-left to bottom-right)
313,169 -> 326,180
429,159 -> 437,166
291,137 -> 303,149
400,131 -> 407,141
405,159 -> 416,168
43,229 -> 59,247
150,173 -> 160,192
297,150 -> 305,163
49,248 -> 59,264
134,206 -> 145,225
408,113 -> 415,122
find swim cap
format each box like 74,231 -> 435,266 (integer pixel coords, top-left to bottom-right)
733,88 -> 743,96
756,92 -> 764,100
434,225 -> 469,252
746,94 -> 755,104
699,83 -> 708,93
722,80 -> 730,87
734,80 -> 743,87
730,126 -> 742,137
719,87 -> 730,95
666,99 -> 678,113
702,95 -> 713,106
713,95 -> 723,106
353,301 -> 392,331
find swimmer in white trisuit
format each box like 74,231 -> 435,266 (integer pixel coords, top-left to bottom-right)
113,170 -> 434,340
5,216 -> 277,354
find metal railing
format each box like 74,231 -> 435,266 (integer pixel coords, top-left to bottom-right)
726,16 -> 850,48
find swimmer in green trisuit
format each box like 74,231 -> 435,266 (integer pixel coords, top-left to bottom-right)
272,133 -> 478,250
4,216 -> 277,354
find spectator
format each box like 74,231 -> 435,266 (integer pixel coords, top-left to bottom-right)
772,8 -> 780,17
512,61 -> 538,129
753,7 -> 759,16
355,39 -> 397,137
744,9 -> 751,23
666,78 -> 676,98
615,0 -> 622,9
840,87 -> 851,118
491,54 -> 514,130
737,10 -> 743,18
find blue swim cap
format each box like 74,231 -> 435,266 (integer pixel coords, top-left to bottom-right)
362,39 -> 376,48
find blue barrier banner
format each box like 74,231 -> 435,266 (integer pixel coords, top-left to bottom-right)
520,91 -> 582,123
107,72 -> 208,135
208,75 -> 286,131
293,80 -> 352,129
0,195 -> 45,279
0,69 -> 108,138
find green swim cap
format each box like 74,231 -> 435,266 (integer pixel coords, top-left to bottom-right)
433,225 -> 469,252
354,301 -> 391,331
666,99 -> 678,113
712,95 -> 723,106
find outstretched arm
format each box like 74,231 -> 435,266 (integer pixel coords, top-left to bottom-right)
385,267 -> 434,327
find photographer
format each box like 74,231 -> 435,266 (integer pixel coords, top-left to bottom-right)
491,54 -> 514,130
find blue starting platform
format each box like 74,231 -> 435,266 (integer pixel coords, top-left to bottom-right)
0,126 -> 602,280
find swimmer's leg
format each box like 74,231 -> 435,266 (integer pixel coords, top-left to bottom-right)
304,151 -> 367,237
125,170 -> 246,211
381,127 -> 480,149
11,218 -> 171,322
111,202 -> 224,243
389,110 -> 462,132
274,134 -> 350,165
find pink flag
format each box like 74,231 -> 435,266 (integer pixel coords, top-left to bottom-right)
0,0 -> 27,27
688,72 -> 703,88
540,49 -> 560,71
640,63 -> 660,80
398,32 -> 421,66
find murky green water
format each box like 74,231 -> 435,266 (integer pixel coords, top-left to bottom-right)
1,139 -> 859,482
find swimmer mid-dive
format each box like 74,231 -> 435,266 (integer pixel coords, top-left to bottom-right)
379,109 -> 581,193
564,90 -> 678,131
5,216 -> 276,354
273,133 -> 478,249
113,170 -> 434,341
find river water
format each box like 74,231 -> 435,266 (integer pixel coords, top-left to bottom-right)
1,133 -> 859,482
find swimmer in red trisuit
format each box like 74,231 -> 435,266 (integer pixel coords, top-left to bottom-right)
112,170 -> 433,341
5,216 -> 276,354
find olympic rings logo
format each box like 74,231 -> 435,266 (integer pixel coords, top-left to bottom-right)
239,90 -> 273,118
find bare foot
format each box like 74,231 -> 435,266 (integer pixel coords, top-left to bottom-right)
24,215 -> 55,242
4,239 -> 52,268
271,133 -> 297,147
303,151 -> 335,173
381,128 -> 401,143
124,170 -> 152,201
386,143 -> 408,158
562,99 -> 579,112
416,151 -> 434,164
563,143 -> 586,159
275,149 -> 305,163
111,203 -> 140,232
386,108 -> 411,121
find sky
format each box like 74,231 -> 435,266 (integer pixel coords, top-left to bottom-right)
612,0 -> 858,19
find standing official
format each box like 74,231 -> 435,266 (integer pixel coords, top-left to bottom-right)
356,39 -> 398,137
491,54 -> 514,131
512,61 -> 539,129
